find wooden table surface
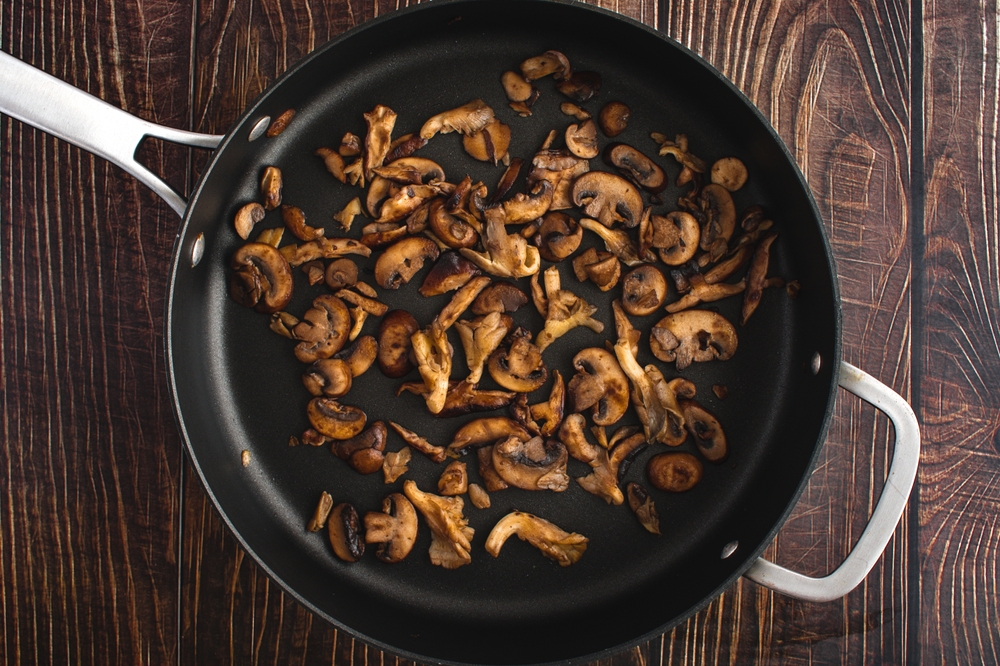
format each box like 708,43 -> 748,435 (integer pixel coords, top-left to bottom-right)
2,0 -> 997,663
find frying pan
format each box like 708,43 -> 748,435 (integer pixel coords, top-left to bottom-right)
0,1 -> 919,663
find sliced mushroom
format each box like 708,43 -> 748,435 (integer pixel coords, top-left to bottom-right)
604,143 -> 666,193
363,493 -> 418,563
385,134 -> 429,163
302,358 -> 353,398
520,50 -> 572,81
478,446 -> 509,492
652,133 -> 708,179
300,260 -> 324,286
560,102 -> 591,121
333,197 -> 364,232
645,212 -> 700,266
268,311 -> 299,338
572,171 -> 644,228
488,327 -> 548,392
254,226 -> 284,247
403,480 -> 474,569
491,158 -> 524,204
463,119 -> 511,165
471,282 -> 527,315
576,427 -> 646,505
501,70 -> 535,103
292,295 -> 352,363
681,399 -> 728,462
327,503 -> 364,562
528,370 -> 565,437
565,120 -> 599,159
374,236 -> 440,289
334,335 -> 378,378
699,183 -> 737,252
377,310 -> 419,378
468,483 -> 491,509
577,216 -> 649,266
447,416 -> 531,456
626,483 -> 660,535
535,266 -> 605,350
647,452 -> 703,492
387,420 -> 448,463
459,209 -> 541,279
280,205 -> 324,241
455,312 -> 513,384
485,511 -> 587,566
336,287 -> 389,317
556,71 -> 602,102
568,348 -> 630,426
495,179 -> 554,225
621,265 -> 668,316
711,156 -> 748,191
535,211 -> 583,262
665,274 -> 746,313
260,166 -> 282,210
428,199 -> 479,249
410,323 -> 453,415
234,202 -> 265,240
438,461 -> 468,496
374,184 -> 442,224
528,149 -> 590,211
316,147 -> 348,183
229,242 -> 294,314
383,446 -> 410,483
279,237 -> 371,267
703,244 -> 753,284
324,258 -> 358,291
493,435 -> 569,492
420,99 -> 495,140
330,420 -> 387,474
307,491 -> 334,532
571,248 -> 621,292
649,310 -> 738,370
741,231 -> 778,325
419,251 -> 482,296
599,101 -> 630,137
363,104 -> 397,180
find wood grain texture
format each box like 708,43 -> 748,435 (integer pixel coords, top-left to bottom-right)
921,0 -> 1000,662
0,1 -> 192,664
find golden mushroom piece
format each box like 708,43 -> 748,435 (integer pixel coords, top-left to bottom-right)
485,511 -> 588,567
649,310 -> 739,370
403,480 -> 474,569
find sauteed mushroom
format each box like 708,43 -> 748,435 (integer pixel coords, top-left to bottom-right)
363,104 -> 397,180
471,282 -> 527,315
649,310 -> 738,370
334,335 -> 378,378
279,237 -> 371,267
681,399 -> 728,462
556,70 -> 601,102
488,327 -> 548,392
397,380 -> 517,418
438,461 -> 468,496
626,483 -> 660,535
377,310 -> 419,378
331,421 -> 387,474
403,480 -> 474,569
599,101 -> 630,137
428,199 -> 479,249
603,143 -> 666,193
364,493 -> 418,563
374,236 -> 440,289
711,156 -> 748,191
327,503 -> 364,562
234,202 -> 265,240
621,265 -> 668,316
571,247 -> 621,292
281,204 -> 324,241
565,120 -> 599,159
578,217 -> 649,266
485,512 -> 587,566
229,242 -> 293,314
535,211 -> 583,262
293,295 -> 352,363
643,211 -> 700,266
647,452 -> 703,492
447,416 -> 531,456
455,312 -> 513,384
528,149 -> 590,210
302,358 -> 353,398
260,166 -> 282,210
536,266 -> 604,350
410,323 -> 453,415
520,50 -> 572,81
387,421 -> 448,463
307,398 -> 367,441
463,119 -> 511,164
420,99 -> 495,139
560,102 -> 591,121
419,251 -> 482,296
492,435 -> 570,492
572,171 -> 644,228
567,348 -> 630,426
460,209 -> 541,279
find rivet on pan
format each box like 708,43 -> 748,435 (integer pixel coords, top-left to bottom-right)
810,352 -> 822,375
721,540 -> 739,560
248,116 -> 271,141
191,233 -> 206,267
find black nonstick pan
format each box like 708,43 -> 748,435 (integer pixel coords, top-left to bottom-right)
0,1 -> 919,664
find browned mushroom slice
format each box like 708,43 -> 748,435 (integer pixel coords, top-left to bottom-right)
433,276 -> 491,332
520,50 -> 572,81
468,484 -> 491,509
603,143 -> 666,194
703,244 -> 753,284
488,327 -> 548,392
652,132 -> 708,178
644,212 -> 700,266
428,199 -> 478,250
363,104 -> 397,181
647,452 -> 703,492
307,398 -> 367,441
234,202 -> 265,240
556,71 -> 601,102
698,184 -> 737,253
741,231 -> 779,325
380,443 -> 410,481
448,416 -> 531,455
292,295 -> 351,362
411,324 -> 453,415
463,119 -> 511,165
336,132 -> 361,157
260,166 -> 282,210
626,483 -> 661,534
571,248 -> 621,292
327,503 -> 364,562
336,288 -> 389,317
528,149 -> 590,211
307,491 -> 334,532
268,311 -> 299,338
560,102 -> 591,120
399,381 -> 516,419
330,420 -> 387,474
375,184 -> 442,225
711,156 -> 748,191
649,310 -> 738,370
528,370 -> 565,437
470,282 -> 527,315
403,480 -> 474,569
493,435 -> 569,491
485,511 -> 587,566
254,225 -> 284,248
323,258 -> 357,291
229,242 -> 294,314
558,414 -> 600,461
599,101 -> 630,137
334,335 -> 377,378
666,274 -> 746,313
374,237 -> 440,290
565,120 -> 599,159
535,266 -> 605,351
280,237 -> 371,267
680,399 -> 727,462
478,446 -> 509,492
302,358 -> 353,398
621,265 -> 668,316
460,209 -> 541,279
299,260 -> 324,286
385,133 -> 429,163
377,310 -> 419,378
438,461 -> 468,496
419,251 -> 482,296
316,147 -> 348,183
501,70 -> 535,103
364,493 -> 418,563
535,212 -> 583,262
455,312 -> 513,384
568,348 -> 630,426
420,99 -> 495,140
387,420 -> 448,463
577,428 -> 645,505
280,205 -> 324,241
495,179 -> 554,225
572,171 -> 644,228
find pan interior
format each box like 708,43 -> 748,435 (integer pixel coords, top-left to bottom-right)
168,2 -> 840,664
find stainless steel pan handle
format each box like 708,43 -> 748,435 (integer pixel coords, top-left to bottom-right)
744,361 -> 920,601
0,50 -> 222,217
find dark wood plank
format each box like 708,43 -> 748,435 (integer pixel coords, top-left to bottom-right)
0,1 -> 193,664
921,0 -> 1000,662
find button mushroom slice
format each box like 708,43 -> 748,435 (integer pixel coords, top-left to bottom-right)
493,179 -> 554,225
374,237 -> 441,290
420,99 -> 495,140
556,70 -> 601,102
260,166 -> 282,210
428,198 -> 479,249
680,399 -> 728,462
300,260 -> 325,286
336,288 -> 389,317
565,119 -> 599,159
438,461 -> 468,496
229,242 -> 294,314
302,358 -> 353,398
234,202 -> 266,240
528,149 -> 590,211
665,274 -> 746,313
387,420 -> 448,463
485,511 -> 587,567
463,119 -> 511,165
568,348 -> 630,426
528,370 -> 565,437
647,451 -> 703,492
279,237 -> 371,268
410,324 -> 453,415
292,295 -> 352,363
578,216 -> 649,266
535,211 -> 583,262
621,265 -> 669,316
459,209 -> 542,279
558,413 -> 601,463
471,282 -> 528,315
560,102 -> 591,121
490,158 -> 524,205
366,175 -> 395,219
572,171 -> 644,228
280,205 -> 324,241
455,312 -> 513,384
711,156 -> 748,191
268,311 -> 299,338
649,310 -> 738,370
520,50 -> 572,81
331,420 -> 387,474
316,147 -> 348,183
477,446 -> 509,492
501,70 -> 535,103
382,446 -> 411,483
641,211 -> 700,266
376,310 -> 419,378
324,258 -> 358,291
254,225 -> 284,248
402,480 -> 474,569
347,306 -> 367,342
535,266 -> 605,351
603,143 -> 666,193
364,493 -> 418,563
598,101 -> 630,138
626,483 -> 661,535
493,435 -> 570,492
468,483 -> 491,509
307,398 -> 367,441
488,327 -> 549,392
419,251 -> 482,297
698,183 -> 737,253
333,335 -> 377,378
447,416 -> 531,456
307,491 -> 334,532
741,231 -> 779,325
571,248 -> 621,292
363,104 -> 397,181
327,503 -> 365,562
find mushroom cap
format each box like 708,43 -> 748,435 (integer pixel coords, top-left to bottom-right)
307,398 -> 367,441
374,236 -> 441,289
520,50 -> 572,81
698,183 -> 737,250
492,435 -> 570,491
648,212 -> 700,266
377,310 -> 420,378
302,358 -> 353,398
571,171 -> 644,228
647,452 -> 703,492
471,282 -> 528,315
556,70 -> 602,102
570,348 -> 631,426
325,258 -> 359,290
710,156 -> 748,191
364,493 -> 418,563
621,265 -> 668,316
681,399 -> 728,462
649,310 -> 739,370
229,242 -> 294,314
428,199 -> 479,249
334,335 -> 378,378
598,101 -> 631,137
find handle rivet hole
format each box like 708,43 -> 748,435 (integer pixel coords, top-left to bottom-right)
191,233 -> 206,267
721,540 -> 739,559
810,352 -> 822,375
248,117 -> 271,141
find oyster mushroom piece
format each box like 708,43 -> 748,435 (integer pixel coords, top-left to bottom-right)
307,491 -> 334,532
649,310 -> 738,370
234,202 -> 265,240
420,99 -> 495,140
599,101 -> 630,137
565,120 -> 599,159
316,147 -> 348,183
485,511 -> 588,567
229,242 -> 293,314
493,435 -> 570,491
331,421 -> 387,474
653,133 -> 708,177
665,274 -> 746,313
340,132 -> 362,157
364,493 -> 418,563
460,210 -> 541,279
375,184 -> 442,224
448,416 -> 531,456
410,324 -> 453,415
419,251 -> 482,296
374,237 -> 441,290
604,143 -> 666,193
307,398 -> 367,440
402,480 -> 474,569
520,50 -> 572,81
681,399 -> 728,462
572,171 -> 644,228
327,503 -> 364,562
647,451 -> 703,492
488,327 -> 548,392
398,380 -> 517,418
363,104 -> 397,181
741,231 -> 779,325
535,211 -> 583,262
468,484 -> 491,509
455,312 -> 513,384
382,446 -> 410,483
578,216 -> 649,266
471,282 -> 528,315
528,370 -> 565,437
568,348 -> 630,426
621,265 -> 668,316
292,295 -> 352,363
711,156 -> 748,191
626,483 -> 661,535
535,266 -> 605,351
438,461 -> 468,496
260,166 -> 282,210
279,237 -> 371,268
386,134 -> 429,163
387,420 -> 448,463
